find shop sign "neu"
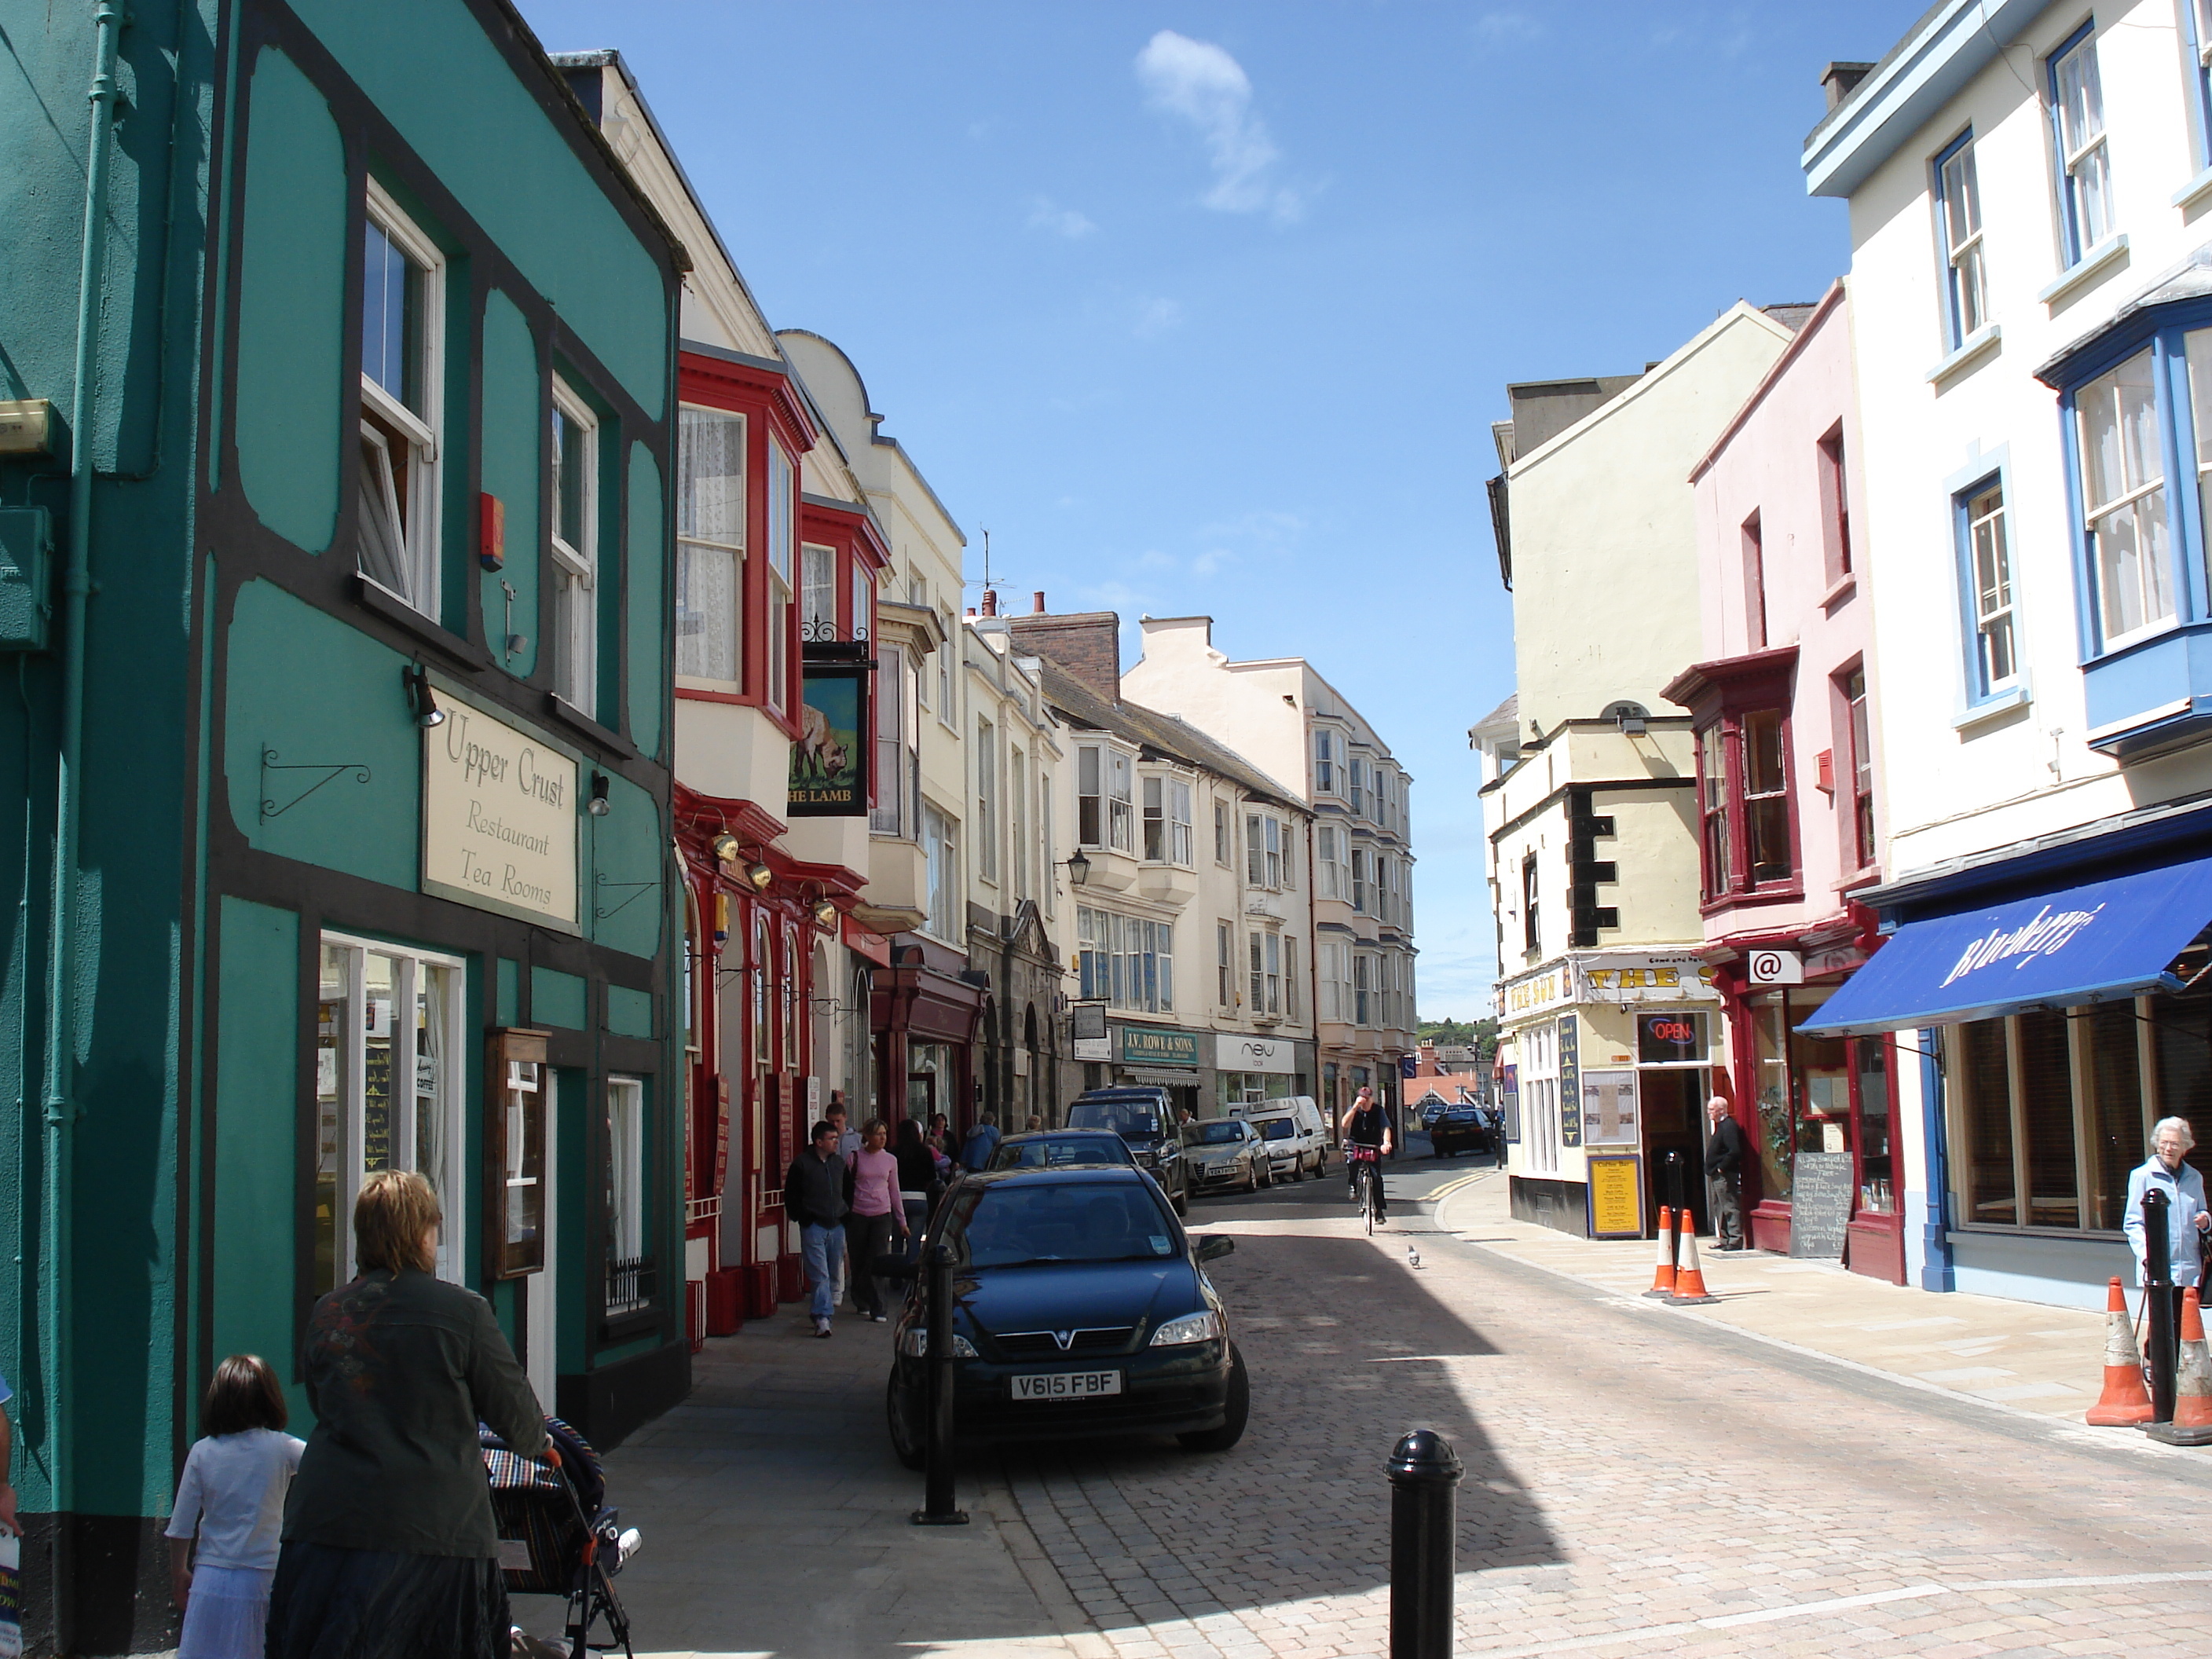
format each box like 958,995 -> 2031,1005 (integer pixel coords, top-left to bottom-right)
421,692 -> 580,932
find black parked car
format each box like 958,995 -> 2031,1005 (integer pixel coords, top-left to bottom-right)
885,1166 -> 1247,1463
988,1130 -> 1134,1171
1421,1096 -> 1491,1158
1066,1087 -> 1188,1214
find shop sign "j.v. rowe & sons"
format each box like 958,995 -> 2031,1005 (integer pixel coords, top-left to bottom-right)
421,692 -> 580,932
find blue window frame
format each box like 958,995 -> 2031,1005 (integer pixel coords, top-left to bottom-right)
1947,457 -> 2021,708
1933,130 -> 1986,350
2048,22 -> 2113,268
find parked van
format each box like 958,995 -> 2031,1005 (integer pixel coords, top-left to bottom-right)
1233,1096 -> 1328,1180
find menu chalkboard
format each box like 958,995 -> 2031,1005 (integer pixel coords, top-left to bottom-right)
1789,1150 -> 1854,1261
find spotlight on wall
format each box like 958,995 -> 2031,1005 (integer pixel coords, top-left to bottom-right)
811,896 -> 839,928
403,664 -> 445,729
711,832 -> 742,865
588,772 -> 611,817
745,861 -> 774,892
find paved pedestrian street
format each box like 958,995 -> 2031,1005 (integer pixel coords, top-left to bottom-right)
590,1152 -> 2212,1659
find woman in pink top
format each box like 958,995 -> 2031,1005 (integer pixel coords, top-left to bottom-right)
844,1119 -> 908,1322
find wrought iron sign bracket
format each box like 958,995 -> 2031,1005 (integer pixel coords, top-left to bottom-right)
260,748 -> 371,819
593,873 -> 660,921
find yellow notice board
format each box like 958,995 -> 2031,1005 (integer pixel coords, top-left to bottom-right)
1586,1154 -> 1644,1240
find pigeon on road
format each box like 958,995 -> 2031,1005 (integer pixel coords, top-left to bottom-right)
1406,1243 -> 1422,1269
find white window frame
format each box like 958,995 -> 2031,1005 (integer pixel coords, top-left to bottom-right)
317,930 -> 467,1286
2051,26 -> 2113,265
1965,477 -> 2017,695
358,181 -> 445,617
767,440 -> 793,713
1935,134 -> 1986,350
1040,774 -> 1057,919
976,716 -> 998,884
923,803 -> 960,943
1313,728 -> 1335,794
851,565 -> 873,642
675,405 -> 745,688
2075,348 -> 2177,651
1284,937 -> 1300,1024
605,1075 -> 646,1313
801,541 -> 838,643
550,378 -> 599,712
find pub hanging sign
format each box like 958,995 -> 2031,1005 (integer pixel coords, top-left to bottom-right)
789,663 -> 869,816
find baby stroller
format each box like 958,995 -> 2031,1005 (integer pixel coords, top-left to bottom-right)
480,1415 -> 640,1658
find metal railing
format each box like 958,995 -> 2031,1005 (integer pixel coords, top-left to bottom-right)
605,1254 -> 657,1317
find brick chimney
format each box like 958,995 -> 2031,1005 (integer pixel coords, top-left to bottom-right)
1006,607 -> 1122,702
980,588 -> 998,617
1821,61 -> 1873,111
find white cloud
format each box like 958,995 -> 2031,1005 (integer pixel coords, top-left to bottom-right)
1474,11 -> 1541,42
1191,549 -> 1236,578
1135,30 -> 1301,222
1026,196 -> 1098,240
1132,295 -> 1184,338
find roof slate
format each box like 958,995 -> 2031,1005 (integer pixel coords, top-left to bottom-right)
1035,660 -> 1306,814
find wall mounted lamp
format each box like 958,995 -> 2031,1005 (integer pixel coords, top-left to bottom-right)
744,861 -> 774,892
403,665 -> 445,729
588,772 -> 611,817
711,832 -> 742,865
1064,850 -> 1091,887
810,896 -> 839,928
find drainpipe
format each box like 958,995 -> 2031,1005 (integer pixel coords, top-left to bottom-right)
42,0 -> 124,1581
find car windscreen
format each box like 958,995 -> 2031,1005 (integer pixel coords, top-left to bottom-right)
1188,1120 -> 1246,1146
989,1137 -> 1133,1170
1252,1118 -> 1295,1140
941,1180 -> 1177,1268
1068,1101 -> 1162,1138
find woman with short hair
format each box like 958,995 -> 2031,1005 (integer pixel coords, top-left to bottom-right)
267,1170 -> 547,1659
2126,1117 -> 2212,1328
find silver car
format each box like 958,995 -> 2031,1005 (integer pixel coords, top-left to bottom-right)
1182,1117 -> 1271,1195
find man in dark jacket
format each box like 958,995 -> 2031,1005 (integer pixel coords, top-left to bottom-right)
1704,1097 -> 1749,1252
786,1122 -> 851,1337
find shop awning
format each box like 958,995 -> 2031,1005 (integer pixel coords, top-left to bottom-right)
1796,855 -> 2212,1038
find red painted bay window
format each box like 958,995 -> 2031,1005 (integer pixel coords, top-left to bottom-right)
1663,646 -> 1800,910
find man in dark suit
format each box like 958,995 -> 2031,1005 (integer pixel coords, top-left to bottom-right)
1705,1097 -> 1749,1253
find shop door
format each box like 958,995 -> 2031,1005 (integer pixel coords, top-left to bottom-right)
524,1073 -> 562,1409
1641,1069 -> 1709,1234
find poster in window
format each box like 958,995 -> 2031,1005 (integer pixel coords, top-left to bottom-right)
1581,1068 -> 1639,1147
1500,1064 -> 1520,1143
789,662 -> 869,816
1557,1015 -> 1582,1147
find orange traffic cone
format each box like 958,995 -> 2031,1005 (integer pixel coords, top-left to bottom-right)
1669,1219 -> 1719,1306
2147,1287 -> 2212,1445
2085,1276 -> 2154,1427
1643,1207 -> 1678,1298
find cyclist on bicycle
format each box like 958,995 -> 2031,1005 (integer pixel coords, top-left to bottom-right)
1341,1086 -> 1391,1225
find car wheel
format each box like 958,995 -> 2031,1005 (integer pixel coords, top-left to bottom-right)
886,1372 -> 926,1471
1179,1343 -> 1250,1453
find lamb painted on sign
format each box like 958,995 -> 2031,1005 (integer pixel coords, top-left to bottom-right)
796,701 -> 850,783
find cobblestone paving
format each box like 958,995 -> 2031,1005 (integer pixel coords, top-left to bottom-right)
1002,1157 -> 2212,1659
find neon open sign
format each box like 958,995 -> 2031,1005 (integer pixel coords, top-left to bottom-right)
1645,1019 -> 1697,1046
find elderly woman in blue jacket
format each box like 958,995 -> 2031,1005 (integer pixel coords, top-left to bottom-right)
2126,1118 -> 2212,1323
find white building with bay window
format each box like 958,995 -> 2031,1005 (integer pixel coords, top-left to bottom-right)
1800,2 -> 2212,1308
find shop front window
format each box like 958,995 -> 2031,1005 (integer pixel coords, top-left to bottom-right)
315,933 -> 465,1291
605,1076 -> 649,1316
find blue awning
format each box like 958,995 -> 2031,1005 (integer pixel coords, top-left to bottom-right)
1796,855 -> 2212,1038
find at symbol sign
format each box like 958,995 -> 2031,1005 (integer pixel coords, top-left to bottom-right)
1749,948 -> 1804,985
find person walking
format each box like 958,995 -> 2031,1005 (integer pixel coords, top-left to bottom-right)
844,1118 -> 907,1321
1704,1097 -> 1749,1252
785,1121 -> 851,1337
267,1170 -> 547,1659
1340,1086 -> 1391,1225
959,1112 -> 1001,1173
826,1097 -> 862,1161
165,1356 -> 305,1659
893,1118 -> 939,1262
2126,1117 -> 2212,1328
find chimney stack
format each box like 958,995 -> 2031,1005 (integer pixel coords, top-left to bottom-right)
981,588 -> 998,617
1821,60 -> 1873,110
1032,591 -> 1046,613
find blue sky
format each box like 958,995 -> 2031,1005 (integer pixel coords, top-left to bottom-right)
518,0 -> 1930,1020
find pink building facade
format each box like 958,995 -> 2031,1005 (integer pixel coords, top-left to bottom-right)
1664,282 -> 1903,1282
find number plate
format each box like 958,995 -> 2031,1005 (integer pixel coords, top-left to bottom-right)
1011,1369 -> 1123,1400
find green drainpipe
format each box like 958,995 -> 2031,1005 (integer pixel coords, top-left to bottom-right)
42,0 -> 123,1584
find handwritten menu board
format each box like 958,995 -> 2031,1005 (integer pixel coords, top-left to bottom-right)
1789,1151 -> 1855,1261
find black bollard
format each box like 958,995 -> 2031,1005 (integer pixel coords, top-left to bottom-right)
911,1243 -> 969,1526
2146,1187 -> 2177,1426
1387,1429 -> 1463,1659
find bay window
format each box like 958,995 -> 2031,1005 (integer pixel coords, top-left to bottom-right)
1078,745 -> 1133,851
852,566 -> 873,642
800,543 -> 837,642
1142,775 -> 1193,865
1313,729 -> 1335,793
1691,689 -> 1796,902
2078,349 -> 2173,647
1076,906 -> 1174,1013
923,804 -> 959,940
676,406 -> 744,684
871,643 -> 917,839
1317,825 -> 1343,899
357,185 -> 444,616
549,380 -> 598,712
767,439 -> 793,712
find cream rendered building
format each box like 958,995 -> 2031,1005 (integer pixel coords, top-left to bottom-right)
1122,617 -> 1416,1122
1478,303 -> 1796,1236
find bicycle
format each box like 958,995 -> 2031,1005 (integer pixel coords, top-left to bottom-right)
1347,1144 -> 1382,1235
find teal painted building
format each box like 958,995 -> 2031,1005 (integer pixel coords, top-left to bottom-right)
0,1 -> 686,1648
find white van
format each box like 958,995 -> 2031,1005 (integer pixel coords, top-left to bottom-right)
1236,1096 -> 1328,1180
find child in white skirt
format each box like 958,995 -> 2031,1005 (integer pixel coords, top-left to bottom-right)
165,1355 -> 304,1659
